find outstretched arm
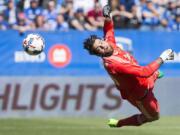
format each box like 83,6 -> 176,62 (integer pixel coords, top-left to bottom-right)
103,5 -> 116,47
107,58 -> 163,78
106,49 -> 174,77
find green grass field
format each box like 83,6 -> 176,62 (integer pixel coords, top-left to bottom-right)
0,116 -> 180,135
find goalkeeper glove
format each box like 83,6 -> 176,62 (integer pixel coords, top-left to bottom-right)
160,49 -> 174,62
103,5 -> 111,18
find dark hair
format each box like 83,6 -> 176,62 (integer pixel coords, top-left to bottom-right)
83,35 -> 100,55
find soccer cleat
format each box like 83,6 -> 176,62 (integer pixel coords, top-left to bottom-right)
108,118 -> 118,127
158,70 -> 164,79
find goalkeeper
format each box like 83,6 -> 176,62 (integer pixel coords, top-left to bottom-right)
83,5 -> 174,127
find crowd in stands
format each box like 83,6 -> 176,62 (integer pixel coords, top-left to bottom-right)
0,0 -> 180,32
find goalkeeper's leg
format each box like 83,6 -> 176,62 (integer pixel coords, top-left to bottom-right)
108,91 -> 160,127
108,114 -> 147,127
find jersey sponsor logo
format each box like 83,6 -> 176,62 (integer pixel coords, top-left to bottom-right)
48,44 -> 72,68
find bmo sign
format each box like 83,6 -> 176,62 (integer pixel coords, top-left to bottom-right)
48,45 -> 72,68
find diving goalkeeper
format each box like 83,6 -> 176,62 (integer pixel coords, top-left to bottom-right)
83,5 -> 174,127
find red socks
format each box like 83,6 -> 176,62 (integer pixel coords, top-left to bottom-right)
117,114 -> 147,127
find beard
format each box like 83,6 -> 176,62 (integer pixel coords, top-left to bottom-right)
96,48 -> 114,57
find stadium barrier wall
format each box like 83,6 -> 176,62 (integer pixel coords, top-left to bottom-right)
0,30 -> 180,117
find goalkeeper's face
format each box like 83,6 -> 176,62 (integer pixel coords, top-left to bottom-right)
92,39 -> 114,57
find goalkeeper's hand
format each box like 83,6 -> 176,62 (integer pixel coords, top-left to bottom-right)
160,49 -> 174,62
103,5 -> 111,18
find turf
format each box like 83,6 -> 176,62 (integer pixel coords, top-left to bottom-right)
0,116 -> 180,135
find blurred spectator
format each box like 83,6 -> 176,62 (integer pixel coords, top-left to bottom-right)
0,0 -> 179,31
59,0 -> 74,21
54,13 -> 69,31
32,14 -> 49,30
43,0 -> 58,20
0,0 -> 6,13
110,0 -> 122,28
161,1 -> 177,28
119,0 -> 136,12
57,0 -> 63,5
120,0 -> 140,28
99,0 -> 108,7
4,0 -> 17,27
154,0 -> 168,6
87,2 -> 104,29
140,0 -> 162,30
167,7 -> 180,31
39,0 -> 47,7
136,0 -> 146,21
177,0 -> 180,7
0,13 -> 8,30
43,0 -> 59,30
12,12 -> 31,35
24,0 -> 42,22
16,0 -> 25,13
73,0 -> 94,13
110,0 -> 139,28
69,8 -> 96,31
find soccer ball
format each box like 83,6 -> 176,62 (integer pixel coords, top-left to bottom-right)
23,34 -> 45,55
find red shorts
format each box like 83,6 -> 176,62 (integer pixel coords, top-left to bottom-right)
128,90 -> 160,119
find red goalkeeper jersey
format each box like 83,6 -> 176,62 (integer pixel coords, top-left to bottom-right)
103,20 -> 160,100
